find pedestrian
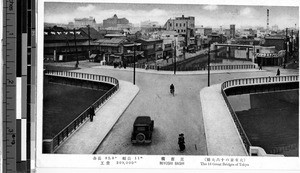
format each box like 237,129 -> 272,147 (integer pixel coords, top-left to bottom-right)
259,63 -> 262,70
178,133 -> 185,151
276,68 -> 280,76
89,105 -> 95,122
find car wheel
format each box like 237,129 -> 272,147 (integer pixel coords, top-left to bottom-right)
136,133 -> 145,143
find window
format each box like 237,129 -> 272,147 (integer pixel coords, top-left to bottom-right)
165,44 -> 172,48
176,23 -> 178,27
169,23 -> 172,27
183,23 -> 185,27
180,23 -> 182,27
147,45 -> 154,50
155,43 -> 162,50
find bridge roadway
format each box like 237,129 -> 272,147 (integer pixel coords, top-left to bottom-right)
71,64 -> 298,155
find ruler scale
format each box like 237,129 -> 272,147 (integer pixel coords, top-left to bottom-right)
3,0 -> 17,172
3,0 -> 35,172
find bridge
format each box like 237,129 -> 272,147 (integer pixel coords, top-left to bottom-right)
214,43 -> 254,49
201,75 -> 298,156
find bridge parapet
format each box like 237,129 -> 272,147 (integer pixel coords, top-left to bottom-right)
222,75 -> 298,90
45,70 -> 119,86
220,75 -> 299,155
43,70 -> 119,153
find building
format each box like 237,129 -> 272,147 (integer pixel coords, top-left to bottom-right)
208,33 -> 226,44
44,26 -> 102,62
224,29 -> 231,38
135,38 -> 163,63
160,31 -> 183,59
103,14 -> 130,29
195,27 -> 205,36
74,16 -> 97,29
230,24 -> 235,38
141,20 -> 159,28
204,27 -> 212,36
263,37 -> 285,51
164,15 -> 195,46
272,25 -> 279,32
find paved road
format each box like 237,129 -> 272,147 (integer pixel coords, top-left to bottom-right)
74,66 -> 298,155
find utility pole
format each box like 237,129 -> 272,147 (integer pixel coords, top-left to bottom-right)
87,25 -> 91,61
291,30 -> 294,54
133,44 -> 136,85
74,28 -> 79,68
173,40 -> 177,74
284,28 -> 288,68
208,41 -> 211,86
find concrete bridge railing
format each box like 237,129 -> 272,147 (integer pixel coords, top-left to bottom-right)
222,75 -> 298,89
127,63 -> 256,71
43,71 -> 119,153
221,75 -> 299,156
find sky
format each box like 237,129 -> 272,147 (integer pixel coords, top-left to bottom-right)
44,1 -> 299,30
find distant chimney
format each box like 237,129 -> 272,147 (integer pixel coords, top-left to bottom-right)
182,15 -> 184,18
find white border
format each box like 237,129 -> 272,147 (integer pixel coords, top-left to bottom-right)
36,0 -> 300,172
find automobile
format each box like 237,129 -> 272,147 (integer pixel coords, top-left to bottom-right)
131,116 -> 154,144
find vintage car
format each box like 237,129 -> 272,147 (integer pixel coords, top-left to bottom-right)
131,116 -> 154,144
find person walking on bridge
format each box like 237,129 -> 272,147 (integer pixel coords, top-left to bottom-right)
89,105 -> 95,122
276,68 -> 280,76
170,84 -> 175,96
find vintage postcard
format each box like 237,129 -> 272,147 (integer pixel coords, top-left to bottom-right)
35,0 -> 299,172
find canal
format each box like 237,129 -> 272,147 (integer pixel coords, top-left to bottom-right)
228,89 -> 299,157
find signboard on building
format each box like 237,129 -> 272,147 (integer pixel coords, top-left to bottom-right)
255,52 -> 284,58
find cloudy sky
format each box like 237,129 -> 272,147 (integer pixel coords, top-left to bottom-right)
44,1 -> 299,29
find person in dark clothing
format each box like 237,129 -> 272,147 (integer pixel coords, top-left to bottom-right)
276,68 -> 280,76
89,106 -> 95,122
170,84 -> 175,96
178,133 -> 185,151
259,63 -> 262,70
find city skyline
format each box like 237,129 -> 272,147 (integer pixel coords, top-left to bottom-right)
45,2 -> 299,30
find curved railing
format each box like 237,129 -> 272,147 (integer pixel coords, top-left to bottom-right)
127,63 -> 256,71
43,71 -> 119,153
222,75 -> 298,89
45,70 -> 119,85
221,75 -> 299,155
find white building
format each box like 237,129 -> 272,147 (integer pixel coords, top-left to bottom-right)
74,16 -> 97,29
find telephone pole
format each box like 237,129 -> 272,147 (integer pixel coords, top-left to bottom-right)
74,28 -> 79,68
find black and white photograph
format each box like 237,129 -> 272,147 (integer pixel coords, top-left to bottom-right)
37,0 -> 299,172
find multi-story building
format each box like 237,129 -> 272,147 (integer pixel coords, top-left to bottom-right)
74,16 -> 97,29
164,15 -> 195,46
135,38 -> 163,63
103,14 -> 130,29
264,36 -> 285,51
230,24 -> 235,38
195,27 -> 205,36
